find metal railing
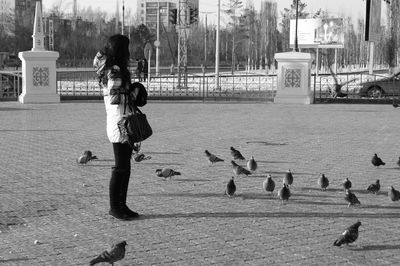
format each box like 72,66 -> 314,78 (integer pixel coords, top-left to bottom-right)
313,70 -> 399,103
56,69 -> 278,101
2,68 -> 398,103
0,71 -> 22,100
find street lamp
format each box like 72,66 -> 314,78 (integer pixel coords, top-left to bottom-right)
294,0 -> 299,52
215,0 -> 220,90
155,4 -> 161,76
122,0 -> 125,35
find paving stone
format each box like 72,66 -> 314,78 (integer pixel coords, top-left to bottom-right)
1,101 -> 400,265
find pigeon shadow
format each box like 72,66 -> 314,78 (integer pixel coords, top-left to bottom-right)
361,204 -> 400,210
78,164 -> 113,167
294,192 -> 337,198
351,189 -> 387,196
257,160 -> 291,164
291,199 -> 344,206
246,174 -> 269,178
94,159 -> 114,162
265,171 -> 314,176
175,178 -> 211,182
352,244 -> 400,251
240,193 -> 277,200
386,167 -> 400,170
300,187 -> 345,193
138,162 -> 185,166
246,141 -> 288,146
0,258 -> 31,263
145,151 -> 181,155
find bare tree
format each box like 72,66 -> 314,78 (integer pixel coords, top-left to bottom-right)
224,0 -> 244,72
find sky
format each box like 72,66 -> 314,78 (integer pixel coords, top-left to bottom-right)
41,0 -> 371,24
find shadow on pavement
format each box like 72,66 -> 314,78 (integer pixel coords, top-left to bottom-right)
138,211 -> 400,220
146,151 -> 181,155
246,141 -> 288,146
0,258 -> 31,263
353,244 -> 400,251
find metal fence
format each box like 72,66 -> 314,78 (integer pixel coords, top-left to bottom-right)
56,69 -> 277,101
0,71 -> 22,100
1,68 -> 398,103
313,70 -> 399,103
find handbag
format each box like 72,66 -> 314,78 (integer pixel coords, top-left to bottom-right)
118,93 -> 152,147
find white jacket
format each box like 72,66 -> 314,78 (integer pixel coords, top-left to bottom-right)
103,67 -> 131,143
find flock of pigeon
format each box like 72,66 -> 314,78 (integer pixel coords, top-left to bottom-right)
78,147 -> 400,264
204,148 -> 400,249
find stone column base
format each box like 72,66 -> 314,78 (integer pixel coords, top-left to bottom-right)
274,52 -> 313,104
274,94 -> 314,104
19,92 -> 60,104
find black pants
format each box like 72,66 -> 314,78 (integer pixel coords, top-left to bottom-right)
112,143 -> 132,172
109,143 -> 133,210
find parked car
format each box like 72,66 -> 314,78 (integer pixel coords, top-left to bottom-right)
358,71 -> 400,98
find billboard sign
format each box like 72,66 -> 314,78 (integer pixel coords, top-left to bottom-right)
289,19 -> 318,47
290,18 -> 344,48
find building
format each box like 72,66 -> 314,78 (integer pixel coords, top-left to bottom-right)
137,0 -> 199,30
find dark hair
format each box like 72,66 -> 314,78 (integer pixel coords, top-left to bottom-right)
103,34 -> 131,87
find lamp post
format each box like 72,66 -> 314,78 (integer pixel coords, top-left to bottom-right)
215,0 -> 220,90
155,4 -> 161,76
294,0 -> 299,52
122,0 -> 125,35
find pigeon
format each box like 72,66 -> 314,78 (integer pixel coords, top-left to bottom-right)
397,157 -> 400,168
333,221 -> 362,247
345,189 -> 361,207
388,186 -> 400,201
318,173 -> 329,191
278,184 -> 291,202
89,241 -> 127,265
132,143 -> 141,153
367,179 -> 380,194
342,178 -> 352,191
263,174 -> 275,194
225,177 -> 236,197
132,153 -> 151,162
204,150 -> 224,165
230,161 -> 251,176
156,168 -> 181,179
283,169 -> 294,186
371,153 -> 385,167
230,146 -> 245,160
247,156 -> 257,172
77,150 -> 98,164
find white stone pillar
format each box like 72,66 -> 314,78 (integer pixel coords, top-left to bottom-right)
18,1 -> 60,104
274,52 -> 313,104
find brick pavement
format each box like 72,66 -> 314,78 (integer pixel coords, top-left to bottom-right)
1,101 -> 400,265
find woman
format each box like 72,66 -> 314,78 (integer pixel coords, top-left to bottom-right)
93,34 -> 139,220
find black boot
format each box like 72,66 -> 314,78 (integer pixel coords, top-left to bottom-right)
120,170 -> 140,219
109,168 -> 135,220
